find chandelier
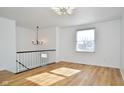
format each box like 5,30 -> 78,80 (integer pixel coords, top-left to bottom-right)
32,26 -> 44,45
51,7 -> 75,15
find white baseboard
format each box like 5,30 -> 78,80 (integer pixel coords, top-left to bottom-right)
120,70 -> 124,81
59,60 -> 119,69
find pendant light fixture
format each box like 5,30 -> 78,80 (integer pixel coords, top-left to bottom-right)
51,7 -> 75,15
32,26 -> 44,45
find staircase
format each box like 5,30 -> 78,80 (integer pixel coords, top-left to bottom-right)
16,49 -> 56,73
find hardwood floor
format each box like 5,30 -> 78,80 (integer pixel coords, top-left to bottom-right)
0,62 -> 123,86
0,70 -> 14,83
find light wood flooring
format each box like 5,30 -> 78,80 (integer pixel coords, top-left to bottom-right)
0,70 -> 14,83
0,62 -> 123,86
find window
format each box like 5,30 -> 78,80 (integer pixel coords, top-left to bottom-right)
76,28 -> 95,52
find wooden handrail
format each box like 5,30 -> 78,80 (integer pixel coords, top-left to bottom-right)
16,60 -> 30,70
16,49 -> 56,54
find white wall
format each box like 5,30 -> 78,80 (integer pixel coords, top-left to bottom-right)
17,26 -> 56,50
56,27 -> 60,62
16,26 -> 36,51
120,12 -> 124,79
0,17 -> 16,73
38,27 -> 56,49
57,19 -> 120,68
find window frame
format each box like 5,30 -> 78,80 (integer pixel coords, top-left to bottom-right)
75,27 -> 96,53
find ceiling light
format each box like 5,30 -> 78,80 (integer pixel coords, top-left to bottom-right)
51,7 -> 75,15
32,26 -> 44,45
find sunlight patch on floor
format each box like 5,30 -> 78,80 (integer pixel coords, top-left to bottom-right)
26,72 -> 65,86
50,67 -> 81,76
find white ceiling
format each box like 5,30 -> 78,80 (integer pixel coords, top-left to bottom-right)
0,7 -> 123,29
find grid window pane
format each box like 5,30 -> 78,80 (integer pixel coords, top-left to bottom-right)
76,29 -> 95,52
